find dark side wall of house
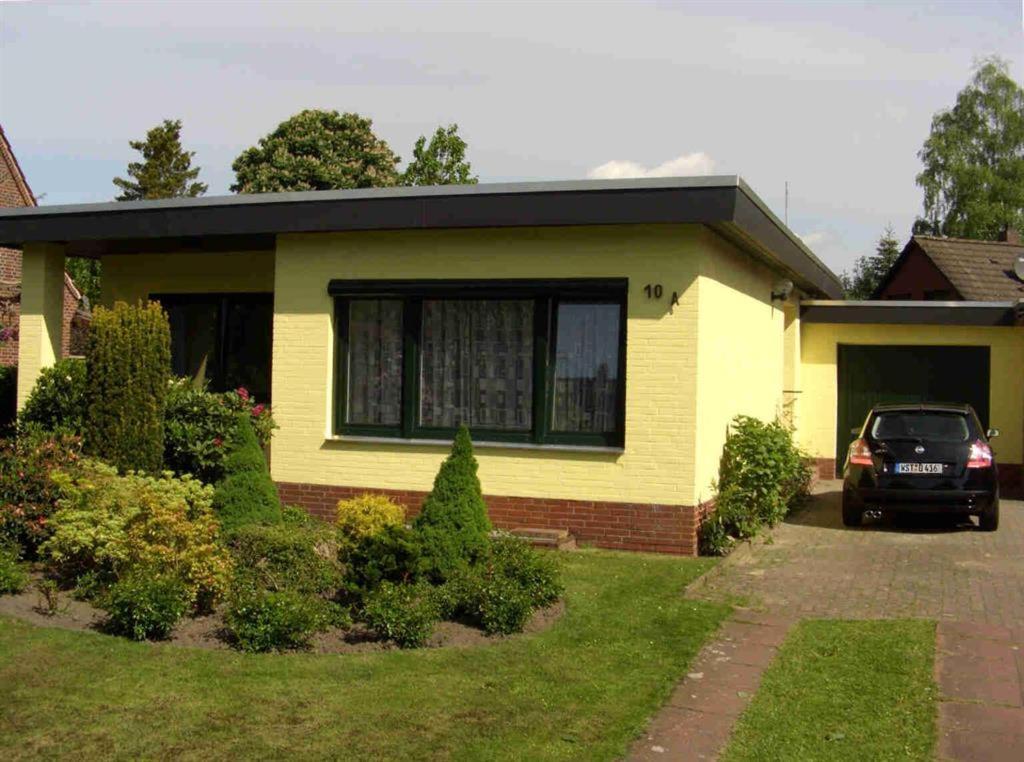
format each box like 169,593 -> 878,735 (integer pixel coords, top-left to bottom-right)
876,245 -> 961,301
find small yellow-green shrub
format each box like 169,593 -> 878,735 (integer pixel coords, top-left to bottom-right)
336,493 -> 405,548
42,459 -> 233,608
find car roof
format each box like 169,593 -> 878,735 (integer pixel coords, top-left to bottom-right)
870,402 -> 974,415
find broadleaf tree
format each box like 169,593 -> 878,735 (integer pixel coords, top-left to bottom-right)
231,110 -> 401,193
914,57 -> 1024,239
402,124 -> 477,186
840,226 -> 903,300
112,119 -> 208,201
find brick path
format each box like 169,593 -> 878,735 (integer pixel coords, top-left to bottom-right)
627,610 -> 795,761
687,482 -> 1024,627
632,482 -> 1024,761
935,621 -> 1024,761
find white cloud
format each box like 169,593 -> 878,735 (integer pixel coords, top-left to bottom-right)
587,152 -> 716,180
799,231 -> 830,247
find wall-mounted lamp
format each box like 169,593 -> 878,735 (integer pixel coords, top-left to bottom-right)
771,279 -> 794,302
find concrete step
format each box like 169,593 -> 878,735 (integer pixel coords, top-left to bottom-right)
508,527 -> 577,551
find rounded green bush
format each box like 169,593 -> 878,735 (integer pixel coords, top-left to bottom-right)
225,586 -> 341,652
102,572 -> 191,641
362,580 -> 438,648
228,523 -> 343,597
19,359 -> 87,436
343,524 -> 422,599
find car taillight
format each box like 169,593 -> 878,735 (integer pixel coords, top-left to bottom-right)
848,438 -> 873,466
967,440 -> 993,469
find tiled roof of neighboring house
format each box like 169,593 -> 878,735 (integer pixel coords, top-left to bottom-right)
0,124 -> 36,208
911,235 -> 1024,301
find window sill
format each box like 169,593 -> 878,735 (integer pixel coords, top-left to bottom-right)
324,434 -> 624,455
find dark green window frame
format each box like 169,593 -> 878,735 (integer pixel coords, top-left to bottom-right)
330,279 -> 628,447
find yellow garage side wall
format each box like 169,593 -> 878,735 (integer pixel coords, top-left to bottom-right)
272,225 -> 703,506
800,322 -> 1024,467
100,251 -> 276,306
692,232 -> 787,503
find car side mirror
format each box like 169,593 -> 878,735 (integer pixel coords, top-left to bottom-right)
987,428 -> 1000,439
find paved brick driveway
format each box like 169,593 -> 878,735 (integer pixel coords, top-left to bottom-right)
688,481 -> 1024,629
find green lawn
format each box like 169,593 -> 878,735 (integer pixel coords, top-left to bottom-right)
722,619 -> 937,762
0,550 -> 727,760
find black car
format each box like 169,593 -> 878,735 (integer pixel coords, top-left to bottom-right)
842,403 -> 1000,530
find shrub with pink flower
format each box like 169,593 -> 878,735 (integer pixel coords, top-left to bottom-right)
164,379 -> 277,484
0,433 -> 83,556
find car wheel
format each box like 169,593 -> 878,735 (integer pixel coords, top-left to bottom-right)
842,493 -> 862,527
979,500 -> 999,532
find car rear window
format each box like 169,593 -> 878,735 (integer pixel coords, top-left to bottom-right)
870,412 -> 970,443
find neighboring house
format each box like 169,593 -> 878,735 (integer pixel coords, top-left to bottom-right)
0,125 -> 90,364
1,177 -> 1020,554
873,230 -> 1024,302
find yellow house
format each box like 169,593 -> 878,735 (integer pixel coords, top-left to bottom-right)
1,178 -> 1020,554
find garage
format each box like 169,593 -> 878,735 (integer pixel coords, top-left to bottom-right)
835,344 -> 991,472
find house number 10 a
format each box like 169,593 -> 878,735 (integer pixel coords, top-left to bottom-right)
643,284 -> 663,299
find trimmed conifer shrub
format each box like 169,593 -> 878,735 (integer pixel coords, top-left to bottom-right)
413,424 -> 491,581
85,301 -> 170,473
212,413 -> 282,531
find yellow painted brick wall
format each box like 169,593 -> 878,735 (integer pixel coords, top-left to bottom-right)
272,225 -> 704,506
800,322 -> 1024,466
17,243 -> 66,408
100,251 -> 275,306
692,231 -> 787,503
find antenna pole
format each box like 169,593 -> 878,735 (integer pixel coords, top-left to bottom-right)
785,181 -> 789,226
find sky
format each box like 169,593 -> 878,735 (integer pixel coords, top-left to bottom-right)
1,1 -> 1022,276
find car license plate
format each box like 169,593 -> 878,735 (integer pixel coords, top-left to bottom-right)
895,462 -> 943,475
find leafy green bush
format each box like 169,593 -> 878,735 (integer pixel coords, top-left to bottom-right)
0,540 -> 29,594
344,524 -> 422,598
85,301 -> 170,473
0,433 -> 83,556
102,571 -> 191,640
281,505 -> 316,526
0,365 -> 19,434
225,586 -> 343,652
699,415 -> 810,556
437,535 -> 563,635
413,425 -> 491,581
163,379 -> 277,483
19,359 -> 87,437
227,523 -> 343,597
485,534 -> 563,608
42,459 -> 233,607
336,493 -> 405,550
212,414 -> 282,531
362,580 -> 439,648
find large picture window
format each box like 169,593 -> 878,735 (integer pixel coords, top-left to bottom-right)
154,293 -> 273,402
332,279 -> 627,447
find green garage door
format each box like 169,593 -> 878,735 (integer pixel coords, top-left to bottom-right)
835,345 -> 991,475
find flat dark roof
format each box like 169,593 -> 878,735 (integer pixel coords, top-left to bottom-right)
801,300 -> 1022,326
0,176 -> 844,298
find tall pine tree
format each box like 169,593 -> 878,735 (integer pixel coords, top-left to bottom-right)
113,119 -> 208,201
841,226 -> 903,300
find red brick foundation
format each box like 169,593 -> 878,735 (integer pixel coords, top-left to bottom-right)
276,481 -> 703,556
